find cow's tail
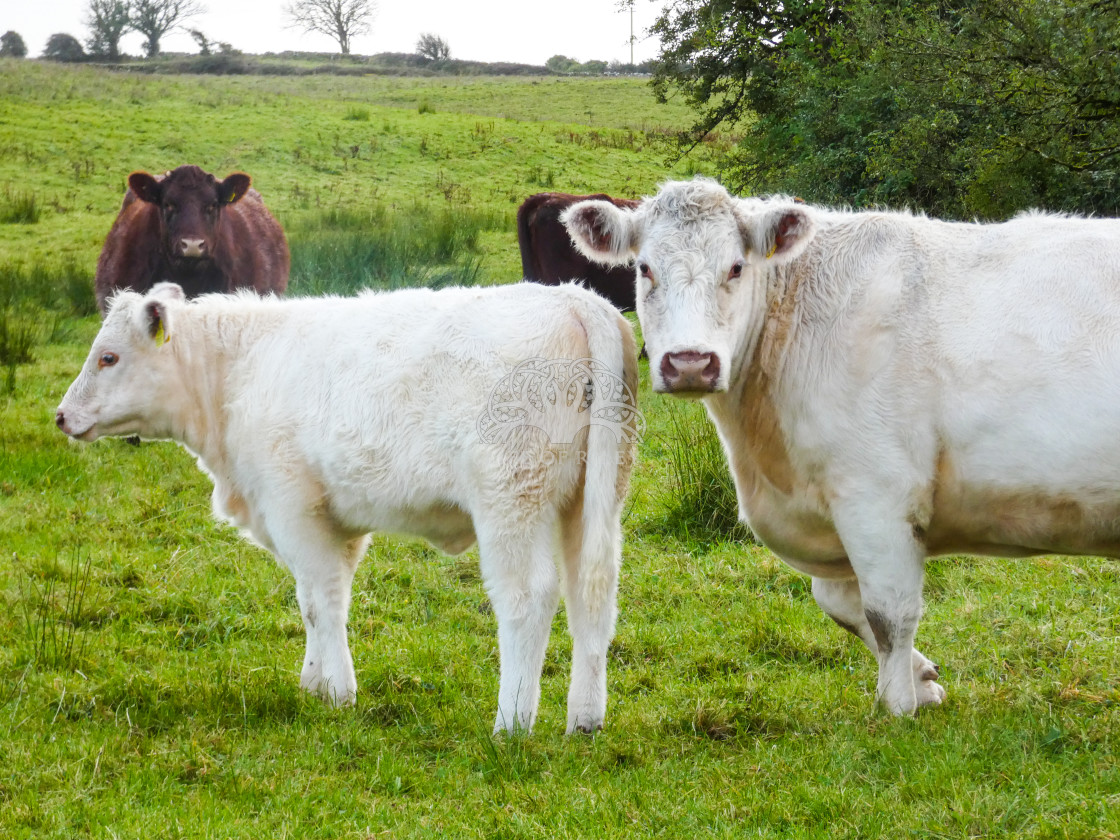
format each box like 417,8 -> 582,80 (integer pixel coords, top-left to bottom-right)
575,298 -> 639,617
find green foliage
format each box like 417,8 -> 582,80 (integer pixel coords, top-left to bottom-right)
653,0 -> 1120,218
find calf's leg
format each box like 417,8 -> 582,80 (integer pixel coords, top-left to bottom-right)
268,513 -> 367,706
477,516 -> 560,734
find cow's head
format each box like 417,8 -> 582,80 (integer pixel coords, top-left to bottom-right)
56,283 -> 186,442
563,178 -> 815,395
129,165 -> 251,262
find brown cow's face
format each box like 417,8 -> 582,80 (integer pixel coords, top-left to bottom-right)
128,165 -> 251,262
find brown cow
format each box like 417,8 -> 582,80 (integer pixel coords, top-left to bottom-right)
517,192 -> 640,312
94,165 -> 290,316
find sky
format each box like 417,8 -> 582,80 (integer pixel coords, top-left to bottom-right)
4,1 -> 662,66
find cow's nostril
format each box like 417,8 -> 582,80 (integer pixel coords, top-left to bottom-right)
55,410 -> 65,429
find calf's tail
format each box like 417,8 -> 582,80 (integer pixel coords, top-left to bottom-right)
576,302 -> 639,614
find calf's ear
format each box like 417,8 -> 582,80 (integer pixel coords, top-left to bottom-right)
136,284 -> 184,346
562,201 -> 640,266
128,172 -> 162,205
218,173 -> 252,205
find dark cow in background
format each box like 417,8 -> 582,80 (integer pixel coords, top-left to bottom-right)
517,192 -> 640,312
95,165 -> 289,316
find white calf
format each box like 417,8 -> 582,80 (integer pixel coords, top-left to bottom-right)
57,282 -> 639,734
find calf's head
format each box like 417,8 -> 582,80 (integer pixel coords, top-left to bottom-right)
563,178 -> 815,395
56,283 -> 185,442
129,165 -> 251,262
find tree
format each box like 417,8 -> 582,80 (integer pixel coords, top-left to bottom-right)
85,0 -> 131,59
189,28 -> 212,55
545,54 -> 578,73
43,33 -> 87,62
129,0 -> 204,58
284,0 -> 375,56
651,0 -> 1120,218
415,32 -> 449,62
0,31 -> 27,58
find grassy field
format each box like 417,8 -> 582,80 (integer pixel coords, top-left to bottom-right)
2,61 -> 1119,839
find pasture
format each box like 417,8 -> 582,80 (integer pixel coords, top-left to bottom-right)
1,61 -> 1118,839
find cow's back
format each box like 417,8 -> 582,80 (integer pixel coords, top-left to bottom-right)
206,284 -> 630,542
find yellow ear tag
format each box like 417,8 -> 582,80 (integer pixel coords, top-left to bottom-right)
766,242 -> 778,259
154,322 -> 169,346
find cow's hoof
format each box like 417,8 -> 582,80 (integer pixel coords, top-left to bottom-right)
566,719 -> 604,736
917,678 -> 946,708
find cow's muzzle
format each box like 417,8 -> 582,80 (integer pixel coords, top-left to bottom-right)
659,351 -> 721,393
179,238 -> 207,258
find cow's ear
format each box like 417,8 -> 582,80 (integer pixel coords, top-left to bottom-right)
218,173 -> 251,205
562,201 -> 639,267
736,201 -> 815,265
128,172 -> 162,204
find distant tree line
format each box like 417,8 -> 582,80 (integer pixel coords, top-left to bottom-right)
652,0 -> 1120,218
547,54 -> 655,75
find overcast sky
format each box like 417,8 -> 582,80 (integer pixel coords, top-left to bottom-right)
6,1 -> 662,65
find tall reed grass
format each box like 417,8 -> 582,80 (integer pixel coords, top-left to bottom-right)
286,203 -> 507,296
659,401 -> 754,544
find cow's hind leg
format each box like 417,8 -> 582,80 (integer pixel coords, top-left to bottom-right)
812,577 -> 944,711
560,495 -> 619,735
269,513 -> 367,707
476,515 -> 560,735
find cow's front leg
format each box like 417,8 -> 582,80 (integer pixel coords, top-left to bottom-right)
829,509 -> 942,715
272,518 -> 368,707
812,576 -> 945,710
477,517 -> 560,735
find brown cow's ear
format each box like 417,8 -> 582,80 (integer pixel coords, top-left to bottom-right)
128,172 -> 162,204
219,173 -> 251,205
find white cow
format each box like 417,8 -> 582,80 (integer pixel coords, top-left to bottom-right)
564,176 -> 1120,716
56,282 -> 640,734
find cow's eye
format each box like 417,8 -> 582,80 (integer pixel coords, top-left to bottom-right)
164,203 -> 176,218
98,352 -> 119,369
638,262 -> 655,286
206,203 -> 218,215
727,261 -> 744,280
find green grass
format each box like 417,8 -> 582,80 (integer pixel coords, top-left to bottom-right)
1,63 -> 1118,839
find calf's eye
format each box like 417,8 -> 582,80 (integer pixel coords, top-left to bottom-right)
638,262 -> 656,286
98,352 -> 119,369
728,261 -> 744,280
